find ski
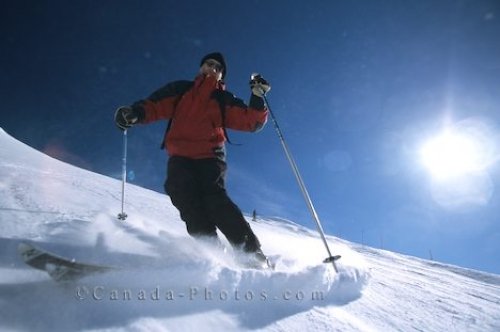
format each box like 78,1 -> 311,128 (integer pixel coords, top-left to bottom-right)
18,242 -> 116,282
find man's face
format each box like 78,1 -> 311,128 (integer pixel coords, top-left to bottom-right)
199,59 -> 224,81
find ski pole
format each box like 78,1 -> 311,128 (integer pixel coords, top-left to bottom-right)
118,129 -> 128,220
261,93 -> 341,272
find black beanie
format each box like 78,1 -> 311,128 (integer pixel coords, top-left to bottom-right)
200,52 -> 227,79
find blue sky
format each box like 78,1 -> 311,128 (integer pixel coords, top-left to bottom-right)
2,0 -> 500,274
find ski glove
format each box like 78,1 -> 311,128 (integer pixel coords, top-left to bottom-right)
250,73 -> 271,97
114,106 -> 139,131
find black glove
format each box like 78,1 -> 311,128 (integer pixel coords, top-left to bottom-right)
250,73 -> 271,97
114,106 -> 139,131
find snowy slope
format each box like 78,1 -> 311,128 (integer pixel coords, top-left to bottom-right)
0,127 -> 499,332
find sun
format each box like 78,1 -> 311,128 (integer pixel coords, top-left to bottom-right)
417,118 -> 499,208
419,129 -> 486,180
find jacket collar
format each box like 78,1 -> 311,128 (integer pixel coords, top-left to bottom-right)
194,74 -> 225,90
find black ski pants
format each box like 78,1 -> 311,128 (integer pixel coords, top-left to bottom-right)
164,156 -> 261,252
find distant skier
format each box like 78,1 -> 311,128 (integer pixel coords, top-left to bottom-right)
114,52 -> 271,268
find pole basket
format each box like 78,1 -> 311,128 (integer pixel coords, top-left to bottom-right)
323,255 -> 341,273
323,255 -> 342,264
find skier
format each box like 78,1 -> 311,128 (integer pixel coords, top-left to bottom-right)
114,52 -> 272,268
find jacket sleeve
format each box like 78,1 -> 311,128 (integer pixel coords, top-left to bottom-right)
218,91 -> 268,132
131,80 -> 193,124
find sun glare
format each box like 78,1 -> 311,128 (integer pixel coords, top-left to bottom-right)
417,118 -> 498,208
419,118 -> 498,181
420,131 -> 483,179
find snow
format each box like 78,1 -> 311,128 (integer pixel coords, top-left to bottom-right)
0,127 -> 499,331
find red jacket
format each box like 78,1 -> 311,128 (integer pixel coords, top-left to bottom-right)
132,74 -> 268,159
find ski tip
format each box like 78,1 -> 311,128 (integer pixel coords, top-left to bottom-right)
17,242 -> 31,251
17,242 -> 35,255
17,242 -> 41,264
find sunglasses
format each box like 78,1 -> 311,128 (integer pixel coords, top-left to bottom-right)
204,59 -> 223,72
